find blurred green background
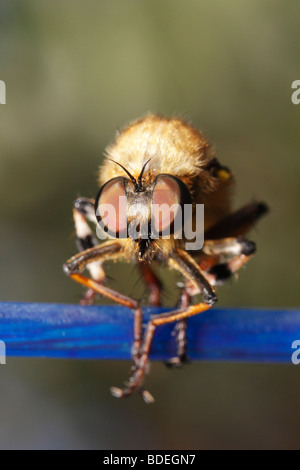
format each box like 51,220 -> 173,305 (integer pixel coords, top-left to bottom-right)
0,0 -> 299,449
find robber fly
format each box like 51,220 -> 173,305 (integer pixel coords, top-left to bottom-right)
63,114 -> 268,403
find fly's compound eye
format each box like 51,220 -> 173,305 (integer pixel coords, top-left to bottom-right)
95,174 -> 192,241
151,174 -> 192,237
95,177 -> 128,238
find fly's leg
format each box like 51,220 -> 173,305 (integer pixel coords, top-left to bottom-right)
63,241 -> 143,366
195,236 -> 259,289
195,200 -> 268,288
72,197 -> 105,305
139,263 -> 162,306
200,200 -> 268,286
204,201 -> 269,240
110,249 -> 217,403
166,289 -> 190,368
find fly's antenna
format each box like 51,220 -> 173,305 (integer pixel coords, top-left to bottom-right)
108,158 -> 151,192
108,159 -> 137,186
109,157 -> 151,192
137,158 -> 152,188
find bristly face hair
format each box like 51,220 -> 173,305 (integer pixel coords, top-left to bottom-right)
64,114 -> 268,403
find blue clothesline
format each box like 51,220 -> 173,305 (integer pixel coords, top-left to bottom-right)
0,301 -> 299,363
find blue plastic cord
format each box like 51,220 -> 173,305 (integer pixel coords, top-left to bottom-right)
0,302 -> 299,362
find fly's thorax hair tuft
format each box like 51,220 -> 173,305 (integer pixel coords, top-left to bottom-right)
98,114 -> 212,187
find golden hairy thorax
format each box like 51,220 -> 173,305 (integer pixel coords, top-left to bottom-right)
100,114 -> 209,183
99,114 -> 233,236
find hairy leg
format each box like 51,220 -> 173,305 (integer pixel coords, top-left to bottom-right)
63,240 -> 143,365
72,197 -> 104,304
204,201 -> 269,240
138,263 -> 162,306
165,289 -> 190,368
110,249 -> 216,402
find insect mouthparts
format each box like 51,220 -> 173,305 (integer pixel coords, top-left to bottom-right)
138,238 -> 151,260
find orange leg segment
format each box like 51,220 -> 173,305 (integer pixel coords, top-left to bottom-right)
110,249 -> 216,403
110,300 -> 213,403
